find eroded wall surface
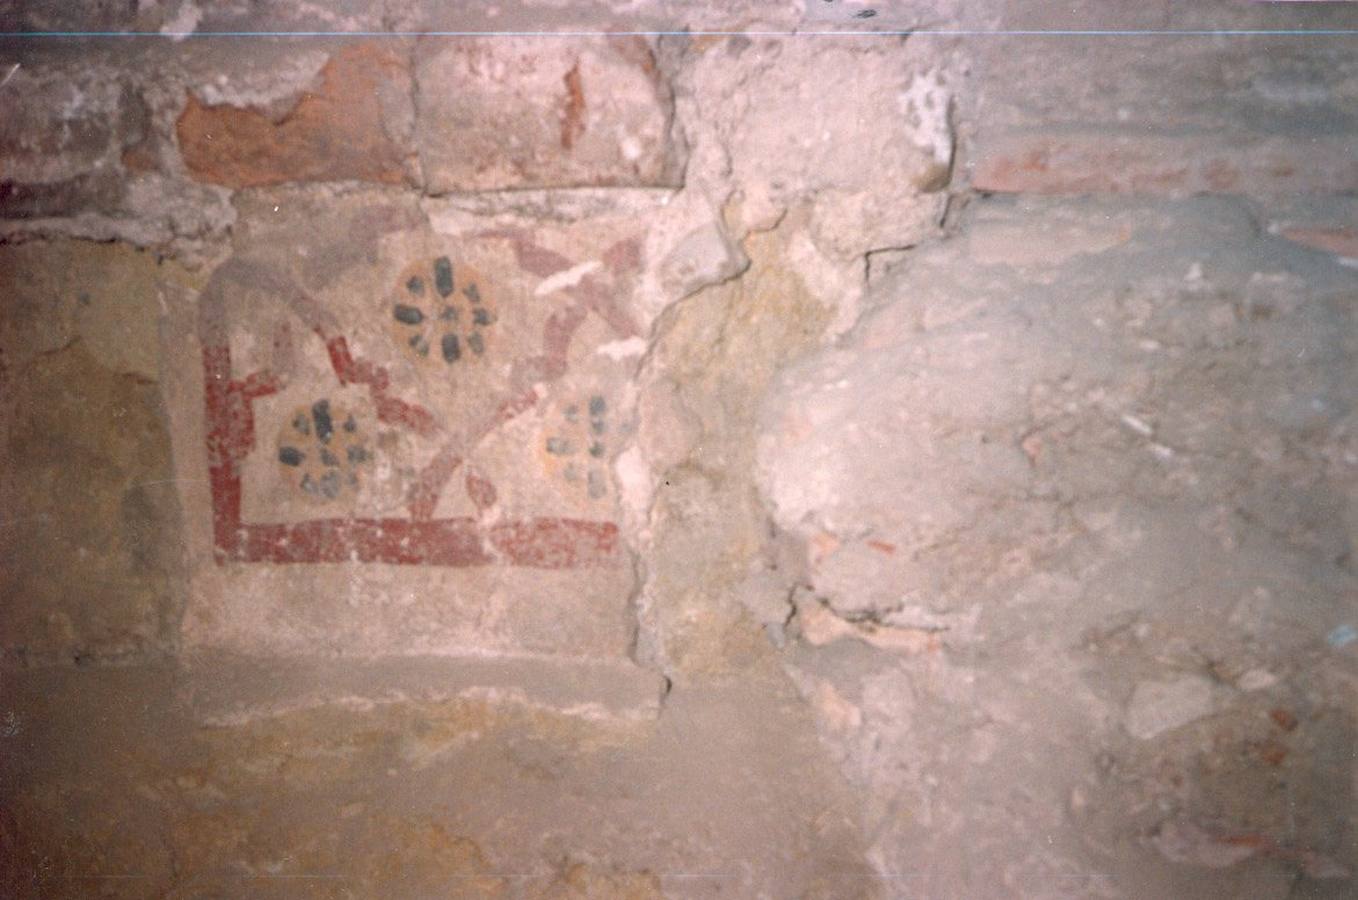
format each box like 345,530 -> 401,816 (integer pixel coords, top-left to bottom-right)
2,1 -> 1357,897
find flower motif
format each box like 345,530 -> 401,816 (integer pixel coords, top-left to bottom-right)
390,255 -> 497,366
542,393 -> 610,500
276,400 -> 371,502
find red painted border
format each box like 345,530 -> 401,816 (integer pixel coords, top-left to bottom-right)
200,261 -> 621,570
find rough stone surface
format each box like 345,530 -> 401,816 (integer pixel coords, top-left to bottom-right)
1125,675 -> 1219,741
761,196 -> 1356,627
760,195 -> 1358,895
634,215 -> 841,674
682,34 -> 952,254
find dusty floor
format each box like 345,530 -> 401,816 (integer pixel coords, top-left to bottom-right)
3,641 -> 1355,898
2,659 -> 877,898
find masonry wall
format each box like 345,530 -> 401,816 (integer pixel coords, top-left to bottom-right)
2,1 -> 1357,897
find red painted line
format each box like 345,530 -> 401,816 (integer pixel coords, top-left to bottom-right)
204,343 -> 282,561
496,387 -> 540,424
226,516 -> 617,568
465,471 -> 497,511
237,517 -> 491,566
490,518 -> 620,568
407,446 -> 463,521
322,334 -> 439,437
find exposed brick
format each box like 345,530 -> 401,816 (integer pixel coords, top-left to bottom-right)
972,132 -> 1358,198
415,36 -> 682,192
176,44 -> 412,189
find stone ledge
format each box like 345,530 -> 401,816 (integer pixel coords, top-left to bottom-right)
176,652 -> 668,726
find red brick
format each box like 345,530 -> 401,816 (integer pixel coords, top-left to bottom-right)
176,44 -> 411,188
972,133 -> 1358,198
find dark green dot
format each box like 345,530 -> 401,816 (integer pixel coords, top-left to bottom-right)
463,283 -> 481,304
546,437 -> 574,455
301,472 -> 340,498
406,275 -> 424,296
318,470 -> 341,498
588,395 -> 606,416
434,257 -> 454,298
468,332 -> 485,356
312,400 -> 334,443
393,303 -> 424,325
279,446 -> 304,466
439,305 -> 458,322
320,448 -> 339,467
343,416 -> 357,433
347,445 -> 369,464
441,333 -> 461,363
472,307 -> 493,326
589,441 -> 605,458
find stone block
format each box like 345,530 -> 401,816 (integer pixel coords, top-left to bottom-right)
177,43 -> 414,188
0,241 -> 183,665
158,185 -> 732,661
674,35 -> 951,271
415,36 -> 683,192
